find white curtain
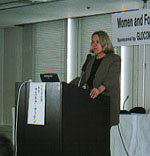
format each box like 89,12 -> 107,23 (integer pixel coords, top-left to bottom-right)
32,20 -> 67,82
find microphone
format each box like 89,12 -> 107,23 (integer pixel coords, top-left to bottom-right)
81,54 -> 92,72
78,54 -> 92,87
123,96 -> 129,110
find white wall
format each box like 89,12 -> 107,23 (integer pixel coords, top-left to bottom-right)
121,46 -> 134,110
22,25 -> 33,81
145,45 -> 150,113
3,27 -> 23,125
67,18 -> 79,82
0,26 -> 34,141
0,29 -> 4,125
121,45 -> 150,112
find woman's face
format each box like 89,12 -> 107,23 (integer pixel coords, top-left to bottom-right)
91,34 -> 103,55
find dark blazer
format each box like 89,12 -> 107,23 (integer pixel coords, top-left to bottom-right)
81,53 -> 121,126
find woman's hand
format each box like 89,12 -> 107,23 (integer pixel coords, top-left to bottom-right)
90,85 -> 106,99
90,88 -> 100,99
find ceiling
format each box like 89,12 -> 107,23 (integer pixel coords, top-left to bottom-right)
0,0 -> 146,28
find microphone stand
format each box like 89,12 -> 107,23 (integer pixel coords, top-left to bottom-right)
78,71 -> 84,87
78,53 -> 92,88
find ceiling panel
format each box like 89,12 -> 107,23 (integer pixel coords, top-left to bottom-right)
0,0 -> 143,28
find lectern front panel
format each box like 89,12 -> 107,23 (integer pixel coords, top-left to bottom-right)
62,83 -> 110,156
16,82 -> 62,156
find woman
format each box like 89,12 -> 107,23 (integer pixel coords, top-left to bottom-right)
81,30 -> 121,126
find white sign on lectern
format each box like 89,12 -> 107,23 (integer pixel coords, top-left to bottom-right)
27,82 -> 46,125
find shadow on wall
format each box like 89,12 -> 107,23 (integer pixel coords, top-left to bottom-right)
0,134 -> 14,156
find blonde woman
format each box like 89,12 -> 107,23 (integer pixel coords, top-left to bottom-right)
81,30 -> 121,126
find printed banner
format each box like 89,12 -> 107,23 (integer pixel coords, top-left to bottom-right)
27,82 -> 46,125
112,9 -> 150,46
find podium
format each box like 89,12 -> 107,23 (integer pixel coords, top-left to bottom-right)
15,82 -> 110,156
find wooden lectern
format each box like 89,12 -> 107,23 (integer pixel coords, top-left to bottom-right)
15,82 -> 110,156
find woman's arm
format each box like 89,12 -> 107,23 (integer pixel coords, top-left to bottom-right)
102,57 -> 121,90
90,55 -> 121,99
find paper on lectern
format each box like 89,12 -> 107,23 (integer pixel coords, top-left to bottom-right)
27,82 -> 46,125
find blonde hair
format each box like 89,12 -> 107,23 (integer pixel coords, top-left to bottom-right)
91,30 -> 114,54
